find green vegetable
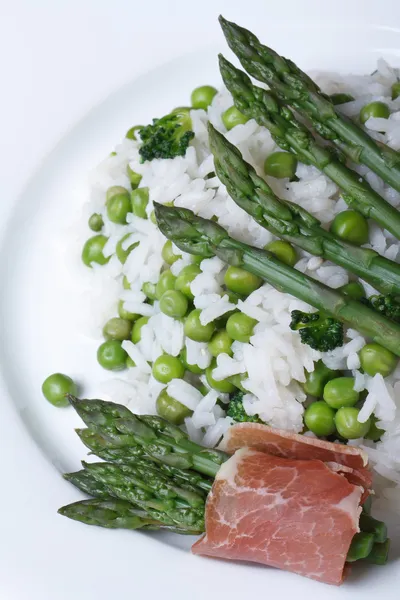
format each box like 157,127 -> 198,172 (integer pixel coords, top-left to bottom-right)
290,310 -> 344,352
123,276 -> 131,290
359,343 -> 398,377
330,93 -> 355,105
131,316 -> 149,344
82,235 -> 110,267
159,290 -> 189,319
226,312 -> 257,343
118,300 -> 139,321
217,51 -> 400,239
346,532 -> 375,562
359,513 -> 387,543
131,187 -> 149,219
392,82 -> 400,100
138,111 -> 194,161
330,210 -> 369,245
42,373 -> 77,408
106,186 -> 129,201
205,360 -> 235,393
218,16 -> 400,195
103,318 -> 132,341
154,202 -> 400,358
340,281 -> 365,300
126,125 -> 143,140
368,294 -> 400,323
323,377 -> 359,409
126,356 -> 136,368
191,85 -> 218,110
303,361 -> 339,397
156,270 -> 177,300
265,240 -> 297,267
208,122 -> 400,296
360,101 -> 390,124
152,354 -> 185,383
226,390 -> 262,422
180,347 -> 204,374
184,309 -> 215,342
224,265 -> 262,295
264,151 -> 297,179
175,264 -> 201,299
304,401 -> 336,437
156,389 -> 192,425
364,540 -> 390,565
88,213 -> 103,232
115,234 -> 139,264
208,329 -> 233,357
150,210 -> 157,224
97,341 -> 127,371
106,192 -> 131,224
142,281 -> 157,301
334,407 -> 371,439
162,240 -> 181,265
127,165 -> 142,189
222,105 -> 249,130
365,416 -> 384,442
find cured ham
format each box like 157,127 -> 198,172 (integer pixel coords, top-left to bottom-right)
192,448 -> 363,585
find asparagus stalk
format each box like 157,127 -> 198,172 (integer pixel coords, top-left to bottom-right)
153,202 -> 400,356
219,16 -> 400,193
346,532 -> 375,562
218,54 -> 400,240
208,122 -> 400,295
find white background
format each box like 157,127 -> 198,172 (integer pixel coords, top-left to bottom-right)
1,1 -> 400,599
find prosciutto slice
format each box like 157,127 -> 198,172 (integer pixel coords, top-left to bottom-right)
192,448 -> 363,585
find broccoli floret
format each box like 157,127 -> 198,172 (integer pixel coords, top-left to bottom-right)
138,110 -> 194,162
290,309 -> 344,352
226,390 -> 263,423
368,294 -> 400,323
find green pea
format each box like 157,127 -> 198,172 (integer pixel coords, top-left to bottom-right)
97,340 -> 127,371
82,235 -> 110,267
175,264 -> 201,299
42,373 -> 77,408
304,401 -> 336,437
303,361 -> 339,397
156,270 -> 177,300
131,316 -> 149,343
106,192 -> 131,224
226,312 -> 257,343
142,281 -> 157,301
126,356 -> 136,368
359,343 -> 398,377
184,309 -> 215,342
392,81 -> 400,100
123,276 -> 131,290
364,416 -> 384,441
264,151 -> 298,179
159,290 -> 189,319
208,330 -> 233,357
116,234 -> 139,264
222,106 -> 249,130
103,317 -> 132,341
360,101 -> 390,124
150,210 -> 157,225
225,291 -> 242,305
335,407 -> 371,440
330,93 -> 355,105
152,354 -> 185,384
224,266 -> 262,296
340,281 -> 365,300
162,240 -> 181,265
228,374 -> 248,393
126,125 -> 143,140
180,347 -> 204,374
110,151 -> 117,157
206,360 -> 235,393
106,186 -> 129,201
118,299 -> 139,321
330,210 -> 369,245
88,213 -> 103,232
131,187 -> 149,219
191,85 -> 218,110
127,165 -> 142,189
156,389 -> 192,424
265,240 -> 298,267
323,377 -> 359,409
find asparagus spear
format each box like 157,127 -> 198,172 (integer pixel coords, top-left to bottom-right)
64,469 -> 112,499
218,54 -> 400,240
208,122 -> 400,295
153,202 -> 400,356
219,16 -> 400,193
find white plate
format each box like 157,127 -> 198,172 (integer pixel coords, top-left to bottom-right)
1,3 -> 400,599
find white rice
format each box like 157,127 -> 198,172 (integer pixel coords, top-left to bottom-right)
77,58 -> 400,512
